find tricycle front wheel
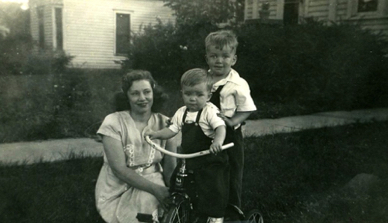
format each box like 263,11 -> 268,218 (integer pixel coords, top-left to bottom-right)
162,203 -> 191,223
244,209 -> 264,223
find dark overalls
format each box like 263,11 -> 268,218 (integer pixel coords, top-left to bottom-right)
179,108 -> 230,218
210,85 -> 244,211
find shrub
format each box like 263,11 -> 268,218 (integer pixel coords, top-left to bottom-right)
0,34 -> 75,76
0,69 -> 123,143
22,50 -> 75,75
163,0 -> 243,26
121,18 -> 219,84
236,21 -> 388,117
123,19 -> 388,118
0,34 -> 33,75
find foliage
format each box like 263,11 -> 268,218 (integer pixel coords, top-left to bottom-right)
22,50 -> 75,75
0,33 -> 33,75
162,0 -> 244,26
0,2 -> 30,37
2,20 -> 388,142
0,2 -> 32,75
0,69 -> 123,143
0,34 -> 75,75
121,18 -> 219,84
235,20 -> 388,118
0,2 -> 74,76
123,19 -> 388,119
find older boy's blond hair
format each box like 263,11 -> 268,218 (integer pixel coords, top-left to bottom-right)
181,68 -> 213,92
205,30 -> 238,53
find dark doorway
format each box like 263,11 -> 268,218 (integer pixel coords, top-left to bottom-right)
284,0 -> 299,25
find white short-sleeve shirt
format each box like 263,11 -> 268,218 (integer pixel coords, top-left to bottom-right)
169,102 -> 225,138
212,68 -> 257,118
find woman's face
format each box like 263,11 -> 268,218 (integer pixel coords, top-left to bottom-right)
126,80 -> 153,114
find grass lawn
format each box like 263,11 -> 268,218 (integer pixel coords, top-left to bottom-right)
1,121 -> 387,223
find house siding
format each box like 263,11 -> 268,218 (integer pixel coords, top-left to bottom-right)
30,0 -> 63,49
63,0 -> 174,69
30,0 -> 175,69
346,18 -> 388,36
307,0 -> 329,21
244,0 -> 388,38
336,1 -> 348,19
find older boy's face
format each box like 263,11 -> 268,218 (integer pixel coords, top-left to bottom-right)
206,45 -> 237,77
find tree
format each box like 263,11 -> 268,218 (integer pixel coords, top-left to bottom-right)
163,0 -> 244,26
0,2 -> 30,37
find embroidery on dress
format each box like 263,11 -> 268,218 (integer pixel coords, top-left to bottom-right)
124,143 -> 156,174
124,144 -> 135,167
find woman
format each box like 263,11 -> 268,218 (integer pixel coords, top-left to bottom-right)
95,70 -> 178,223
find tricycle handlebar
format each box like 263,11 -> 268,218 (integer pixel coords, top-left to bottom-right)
145,136 -> 234,159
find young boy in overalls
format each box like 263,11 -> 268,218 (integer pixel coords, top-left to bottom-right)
205,30 -> 257,221
146,68 -> 229,223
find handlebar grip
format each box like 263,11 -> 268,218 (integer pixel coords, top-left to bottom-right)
221,143 -> 234,150
195,142 -> 234,156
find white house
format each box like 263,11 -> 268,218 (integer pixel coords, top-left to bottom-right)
29,0 -> 175,69
245,0 -> 388,36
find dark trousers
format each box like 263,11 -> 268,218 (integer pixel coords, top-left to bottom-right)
225,126 -> 244,208
170,156 -> 230,218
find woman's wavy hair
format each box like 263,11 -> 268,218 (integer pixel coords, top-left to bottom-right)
114,70 -> 169,113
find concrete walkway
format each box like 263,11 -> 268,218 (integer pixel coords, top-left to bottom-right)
1,108 -> 387,165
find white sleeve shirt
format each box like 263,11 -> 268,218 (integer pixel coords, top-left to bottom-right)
168,103 -> 225,138
212,68 -> 257,118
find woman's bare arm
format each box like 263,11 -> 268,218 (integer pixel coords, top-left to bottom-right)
161,132 -> 179,186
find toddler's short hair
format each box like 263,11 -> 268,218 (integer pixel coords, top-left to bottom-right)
205,30 -> 238,53
181,68 -> 213,92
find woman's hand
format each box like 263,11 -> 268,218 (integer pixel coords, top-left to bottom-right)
153,185 -> 171,211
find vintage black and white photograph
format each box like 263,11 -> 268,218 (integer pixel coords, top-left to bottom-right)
1,0 -> 388,222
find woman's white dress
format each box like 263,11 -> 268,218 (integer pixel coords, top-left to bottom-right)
95,111 -> 169,223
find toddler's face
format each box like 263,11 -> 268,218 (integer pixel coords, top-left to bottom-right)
206,45 -> 237,77
181,83 -> 211,112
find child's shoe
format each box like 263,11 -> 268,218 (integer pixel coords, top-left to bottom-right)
207,217 -> 224,223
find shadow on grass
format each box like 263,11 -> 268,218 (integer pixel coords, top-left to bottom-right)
1,122 -> 388,222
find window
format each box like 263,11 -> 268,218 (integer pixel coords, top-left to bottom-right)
348,0 -> 387,18
54,7 -> 63,50
115,13 -> 130,55
37,6 -> 45,49
284,0 -> 299,25
357,0 -> 378,12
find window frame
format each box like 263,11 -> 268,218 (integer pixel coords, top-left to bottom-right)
37,6 -> 45,50
52,5 -> 64,51
347,0 -> 388,19
113,10 -> 133,56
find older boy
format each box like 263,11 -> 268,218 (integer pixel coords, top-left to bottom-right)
205,30 -> 257,221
